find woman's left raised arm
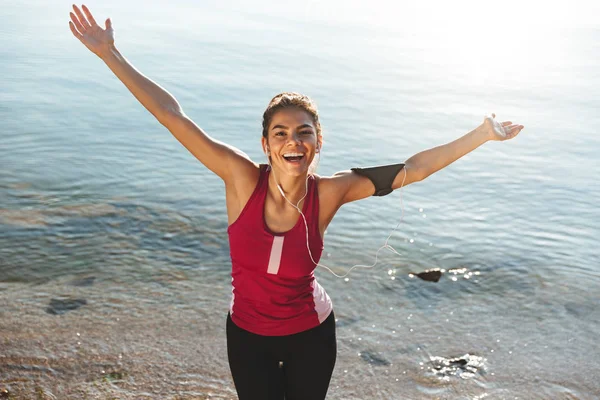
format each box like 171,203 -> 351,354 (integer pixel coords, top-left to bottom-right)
394,114 -> 524,188
328,115 -> 523,206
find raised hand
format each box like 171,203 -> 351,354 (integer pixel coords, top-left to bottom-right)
69,4 -> 114,58
483,113 -> 525,141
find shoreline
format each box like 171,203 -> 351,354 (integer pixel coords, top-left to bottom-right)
2,278 -> 598,399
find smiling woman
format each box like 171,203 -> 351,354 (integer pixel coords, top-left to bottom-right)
261,93 -> 322,176
68,3 -> 524,399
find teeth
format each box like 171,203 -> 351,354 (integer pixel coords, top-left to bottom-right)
283,153 -> 304,158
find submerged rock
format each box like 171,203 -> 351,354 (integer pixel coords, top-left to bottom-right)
46,298 -> 88,315
103,370 -> 126,381
69,276 -> 96,287
359,350 -> 391,366
429,353 -> 485,379
413,268 -> 442,282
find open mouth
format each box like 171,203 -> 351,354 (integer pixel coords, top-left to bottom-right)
283,153 -> 305,163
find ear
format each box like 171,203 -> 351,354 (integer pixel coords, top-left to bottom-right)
317,135 -> 323,152
261,137 -> 269,155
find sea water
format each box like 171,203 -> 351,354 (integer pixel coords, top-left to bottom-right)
1,0 -> 599,398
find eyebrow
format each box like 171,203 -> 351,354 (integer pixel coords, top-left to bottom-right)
271,124 -> 314,131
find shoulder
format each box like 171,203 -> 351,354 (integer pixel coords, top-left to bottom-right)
226,162 -> 262,203
315,169 -> 375,207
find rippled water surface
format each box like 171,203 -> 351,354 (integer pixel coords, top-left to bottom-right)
2,0 -> 600,398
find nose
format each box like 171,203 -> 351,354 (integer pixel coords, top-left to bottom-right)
288,132 -> 303,145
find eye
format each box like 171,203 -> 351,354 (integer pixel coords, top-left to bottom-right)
275,131 -> 286,136
300,131 -> 313,135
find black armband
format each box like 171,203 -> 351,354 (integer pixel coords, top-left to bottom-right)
351,163 -> 405,197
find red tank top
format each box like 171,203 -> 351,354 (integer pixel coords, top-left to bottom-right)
227,164 -> 333,336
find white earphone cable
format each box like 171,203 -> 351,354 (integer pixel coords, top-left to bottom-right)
267,149 -> 408,278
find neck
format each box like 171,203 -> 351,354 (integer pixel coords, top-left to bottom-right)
268,165 -> 309,205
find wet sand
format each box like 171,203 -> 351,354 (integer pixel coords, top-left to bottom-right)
1,278 -> 236,399
2,275 -> 598,400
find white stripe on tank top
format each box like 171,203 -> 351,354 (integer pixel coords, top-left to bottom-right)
266,236 -> 285,275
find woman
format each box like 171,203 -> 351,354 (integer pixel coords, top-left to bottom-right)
68,4 -> 524,399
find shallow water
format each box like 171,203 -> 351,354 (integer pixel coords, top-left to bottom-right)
2,0 -> 600,398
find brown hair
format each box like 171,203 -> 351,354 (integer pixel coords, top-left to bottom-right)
261,92 -> 322,139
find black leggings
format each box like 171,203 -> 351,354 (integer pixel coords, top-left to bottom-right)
226,311 -> 337,400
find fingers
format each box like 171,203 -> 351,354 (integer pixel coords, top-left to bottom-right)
72,4 -> 91,30
82,4 -> 98,27
484,113 -> 495,120
69,12 -> 85,34
505,124 -> 524,131
505,125 -> 524,139
69,21 -> 83,41
501,121 -> 513,127
105,18 -> 113,31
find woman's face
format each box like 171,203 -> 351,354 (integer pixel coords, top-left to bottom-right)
262,108 -> 321,177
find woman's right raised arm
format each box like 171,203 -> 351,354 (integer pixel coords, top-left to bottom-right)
68,4 -> 256,182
